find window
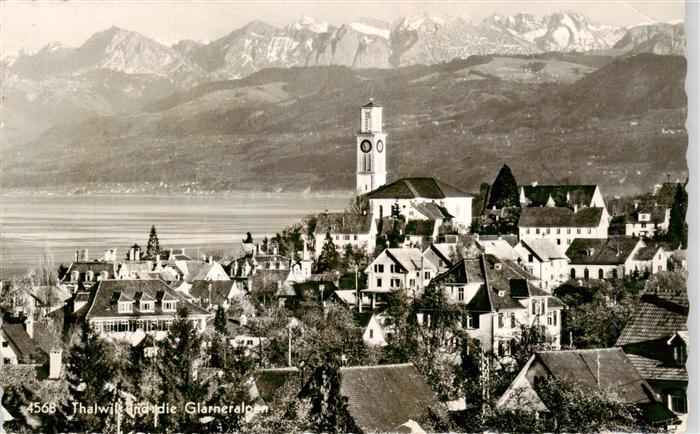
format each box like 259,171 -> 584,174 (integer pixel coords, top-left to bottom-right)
374,264 -> 384,273
458,287 -> 464,302
376,278 -> 383,287
588,228 -> 592,234
546,228 -> 550,234
163,301 -> 176,312
528,254 -> 534,263
577,228 -> 581,234
497,340 -> 505,356
498,313 -> 504,328
391,278 -> 401,288
674,345 -> 687,364
567,228 -> 571,234
584,268 -> 590,280
369,329 -> 374,338
570,268 -> 576,279
140,301 -> 154,312
670,391 -> 687,413
598,269 -> 604,279
390,264 -> 399,273
354,235 -> 358,241
2,341 -> 8,348
556,228 -> 561,234
424,271 -> 430,280
557,239 -> 561,245
536,228 -> 540,235
409,279 -> 416,287
344,235 -> 350,241
553,311 -> 557,326
335,235 -> 339,240
526,229 -> 530,235
612,268 -> 618,279
118,302 -> 133,314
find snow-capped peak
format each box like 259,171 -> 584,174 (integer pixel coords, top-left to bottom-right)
349,22 -> 390,39
289,15 -> 330,33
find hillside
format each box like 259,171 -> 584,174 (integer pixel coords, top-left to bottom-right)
1,53 -> 687,196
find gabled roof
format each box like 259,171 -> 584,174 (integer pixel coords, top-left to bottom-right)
366,177 -> 471,200
521,185 -> 598,207
1,323 -> 40,362
518,206 -> 604,228
61,262 -> 116,282
183,261 -> 221,281
315,212 -> 373,235
339,363 -> 444,433
626,205 -> 668,224
189,280 -> 238,305
520,239 -> 568,262
477,234 -> 519,247
566,237 -> 640,265
625,354 -> 687,382
383,248 -> 436,273
432,257 -> 485,285
534,348 -> 668,414
86,280 -> 211,319
362,100 -> 380,108
634,245 -> 666,261
616,289 -> 688,346
423,243 -> 457,268
476,238 -> 519,261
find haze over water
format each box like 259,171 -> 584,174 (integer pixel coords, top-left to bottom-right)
0,192 -> 349,277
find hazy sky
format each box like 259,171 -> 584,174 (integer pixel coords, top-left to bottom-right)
0,1 -> 686,54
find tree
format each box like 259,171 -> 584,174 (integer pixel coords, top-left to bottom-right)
61,321 -> 118,432
315,232 -> 340,273
214,305 -> 228,334
145,225 -> 161,259
346,195 -> 369,215
487,164 -> 519,209
156,307 -> 205,431
668,184 -> 688,248
304,352 -> 358,433
243,232 -> 254,243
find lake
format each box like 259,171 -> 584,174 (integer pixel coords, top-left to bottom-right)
0,192 -> 350,277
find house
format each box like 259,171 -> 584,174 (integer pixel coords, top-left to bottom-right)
401,201 -> 453,223
355,309 -> 394,347
514,239 -> 569,289
253,363 -> 445,433
565,237 -> 645,279
313,212 -> 377,254
428,255 -> 565,354
60,260 -> 117,293
628,244 -> 671,275
365,177 -> 473,231
423,243 -> 458,273
625,205 -> 670,238
185,280 -> 247,310
164,256 -> 229,282
1,319 -> 64,378
519,183 -> 607,211
475,235 -> 519,262
616,289 -> 688,415
496,348 -> 677,426
518,206 -> 609,253
363,248 -> 438,306
84,279 -> 212,340
226,316 -> 266,356
6,284 -> 71,319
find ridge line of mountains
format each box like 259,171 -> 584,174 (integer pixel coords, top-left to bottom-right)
0,12 -> 687,196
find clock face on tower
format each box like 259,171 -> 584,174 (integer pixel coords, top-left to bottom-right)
360,140 -> 372,153
376,140 -> 384,153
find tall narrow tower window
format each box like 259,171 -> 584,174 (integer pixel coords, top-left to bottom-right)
364,154 -> 372,172
363,109 -> 371,132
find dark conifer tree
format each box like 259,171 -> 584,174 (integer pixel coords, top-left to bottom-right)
487,164 -> 519,209
315,232 -> 340,273
305,352 -> 357,433
145,225 -> 160,259
668,184 -> 688,248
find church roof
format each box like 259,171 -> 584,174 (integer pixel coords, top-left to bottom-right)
366,177 -> 471,200
362,100 -> 380,108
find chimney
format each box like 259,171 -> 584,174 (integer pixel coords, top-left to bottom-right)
75,250 -> 80,262
573,204 -> 578,213
135,248 -> 141,261
104,249 -> 110,262
531,181 -> 538,187
49,349 -> 62,379
83,249 -> 89,261
155,256 -> 162,270
25,317 -> 34,339
273,246 -> 278,256
112,248 -> 117,262
207,255 -> 213,264
129,248 -> 135,261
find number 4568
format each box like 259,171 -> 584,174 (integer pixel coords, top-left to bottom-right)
28,402 -> 56,413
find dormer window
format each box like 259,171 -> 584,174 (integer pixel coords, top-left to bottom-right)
140,301 -> 154,312
85,271 -> 94,282
71,271 -> 80,282
674,345 -> 687,365
118,301 -> 133,313
162,301 -> 177,312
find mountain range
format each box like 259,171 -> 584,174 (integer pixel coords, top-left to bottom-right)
0,12 -> 687,196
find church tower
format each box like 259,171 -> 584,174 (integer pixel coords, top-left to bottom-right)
356,99 -> 387,194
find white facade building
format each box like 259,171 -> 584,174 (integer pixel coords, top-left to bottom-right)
356,99 -> 387,193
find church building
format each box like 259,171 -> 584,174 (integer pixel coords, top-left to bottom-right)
354,100 -> 473,232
